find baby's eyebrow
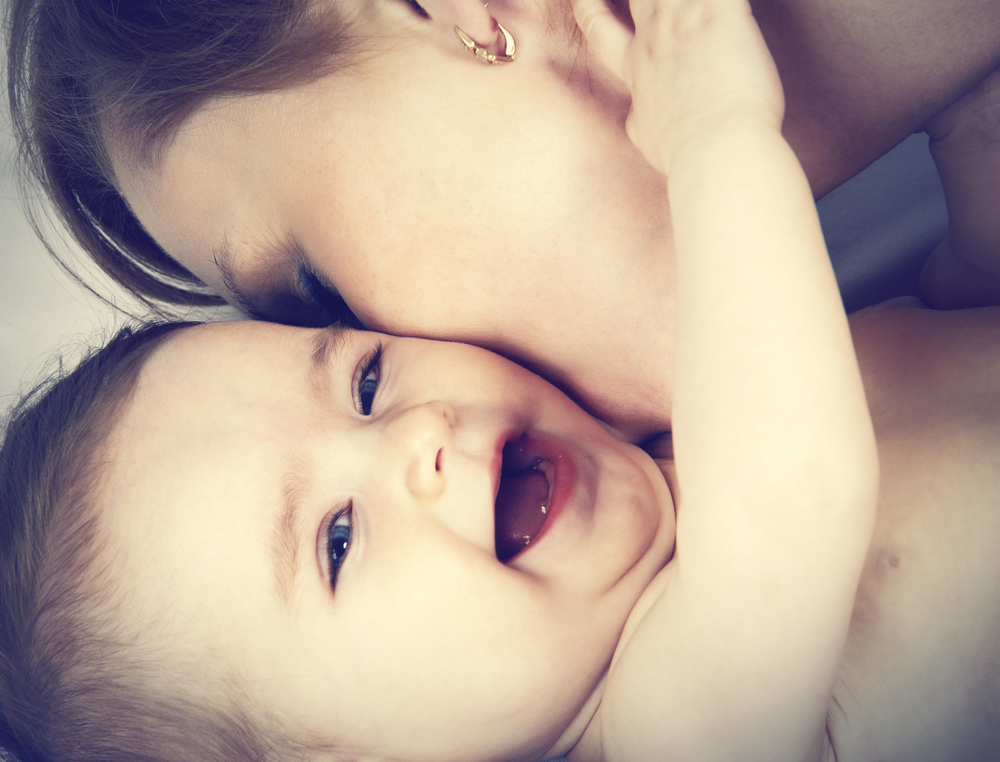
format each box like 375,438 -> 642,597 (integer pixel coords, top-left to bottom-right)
310,324 -> 348,368
309,324 -> 350,399
272,326 -> 351,607
273,463 -> 309,608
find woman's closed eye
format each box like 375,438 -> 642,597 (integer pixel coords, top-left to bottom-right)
401,0 -> 430,17
354,343 -> 383,416
298,265 -> 365,329
326,506 -> 353,590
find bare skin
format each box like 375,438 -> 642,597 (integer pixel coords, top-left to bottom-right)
830,304 -> 1000,762
99,310 -> 1000,762
558,0 -> 1000,756
113,0 -> 1000,444
753,0 -> 1000,198
919,68 -> 1000,307
624,305 -> 1000,762
95,1 -> 1000,758
89,0 -> 1000,752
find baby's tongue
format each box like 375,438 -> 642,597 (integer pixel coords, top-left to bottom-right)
495,468 -> 549,562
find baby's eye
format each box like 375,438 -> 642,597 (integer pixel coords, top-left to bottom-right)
355,343 -> 383,416
327,507 -> 353,590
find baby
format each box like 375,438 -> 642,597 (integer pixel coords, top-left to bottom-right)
1,2 -> 998,762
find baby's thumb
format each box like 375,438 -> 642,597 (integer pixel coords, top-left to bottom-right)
571,0 -> 632,81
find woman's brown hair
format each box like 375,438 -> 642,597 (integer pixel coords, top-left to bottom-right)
7,0 -> 357,310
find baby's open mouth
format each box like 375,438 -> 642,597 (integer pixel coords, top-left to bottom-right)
494,435 -> 554,562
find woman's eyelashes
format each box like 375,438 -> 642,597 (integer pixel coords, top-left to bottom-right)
401,0 -> 430,18
354,343 -> 383,416
326,507 -> 353,590
297,265 -> 365,329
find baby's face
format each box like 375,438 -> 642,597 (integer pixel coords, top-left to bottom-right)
101,322 -> 675,760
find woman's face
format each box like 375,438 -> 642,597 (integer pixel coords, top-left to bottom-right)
101,322 -> 676,761
112,8 -> 676,438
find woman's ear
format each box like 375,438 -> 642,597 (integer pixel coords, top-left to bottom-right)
413,0 -> 511,58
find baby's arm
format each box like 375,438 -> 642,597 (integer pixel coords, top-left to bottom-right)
919,67 -> 1000,309
571,1 -> 879,760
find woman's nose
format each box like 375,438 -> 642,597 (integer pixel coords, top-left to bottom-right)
388,401 -> 456,499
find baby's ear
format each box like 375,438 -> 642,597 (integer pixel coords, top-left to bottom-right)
415,0 -> 511,59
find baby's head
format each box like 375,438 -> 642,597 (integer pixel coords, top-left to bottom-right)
0,322 -> 283,761
2,321 -> 675,761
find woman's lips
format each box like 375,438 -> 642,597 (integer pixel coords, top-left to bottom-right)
494,433 -> 576,562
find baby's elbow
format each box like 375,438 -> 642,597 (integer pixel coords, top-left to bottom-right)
757,434 -> 879,553
794,439 -> 880,553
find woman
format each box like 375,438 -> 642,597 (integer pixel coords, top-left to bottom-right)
8,0 -> 1000,440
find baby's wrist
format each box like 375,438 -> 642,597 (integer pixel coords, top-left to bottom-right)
665,110 -> 784,180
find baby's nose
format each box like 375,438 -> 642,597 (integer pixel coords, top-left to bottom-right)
392,401 -> 455,499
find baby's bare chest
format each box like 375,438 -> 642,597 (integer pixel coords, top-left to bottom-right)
828,413 -> 1000,762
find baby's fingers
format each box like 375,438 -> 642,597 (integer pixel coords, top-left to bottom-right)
571,0 -> 632,81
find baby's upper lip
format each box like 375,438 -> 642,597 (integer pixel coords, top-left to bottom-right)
491,429 -> 519,501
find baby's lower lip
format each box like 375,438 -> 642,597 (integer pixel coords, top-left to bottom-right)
530,436 -> 576,549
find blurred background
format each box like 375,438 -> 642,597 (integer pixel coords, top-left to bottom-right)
0,113 -> 141,402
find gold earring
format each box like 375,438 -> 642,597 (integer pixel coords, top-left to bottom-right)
454,22 -> 516,64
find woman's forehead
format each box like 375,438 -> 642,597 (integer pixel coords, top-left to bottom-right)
113,95 -> 290,283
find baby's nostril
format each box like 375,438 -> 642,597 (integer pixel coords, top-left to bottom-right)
435,449 -> 442,472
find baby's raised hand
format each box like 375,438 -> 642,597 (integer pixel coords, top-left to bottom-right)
569,7 -> 877,762
572,0 -> 783,174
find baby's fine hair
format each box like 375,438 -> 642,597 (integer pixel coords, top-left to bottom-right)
5,0 -> 358,310
0,322 -> 313,762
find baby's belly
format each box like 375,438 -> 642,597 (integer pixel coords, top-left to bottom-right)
826,422 -> 1000,761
